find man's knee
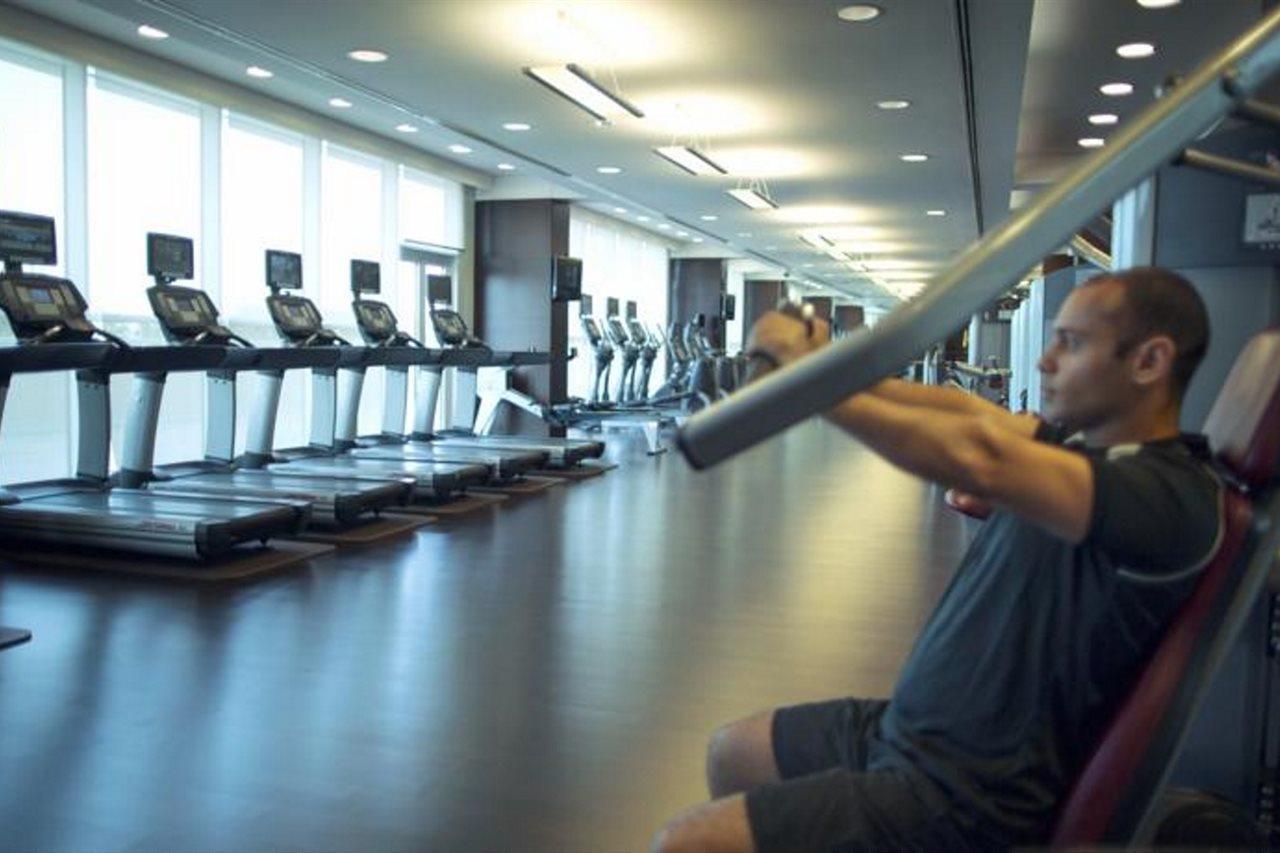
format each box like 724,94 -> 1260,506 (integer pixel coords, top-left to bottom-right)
706,709 -> 779,798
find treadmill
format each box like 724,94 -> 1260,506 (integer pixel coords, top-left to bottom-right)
338,259 -> 548,480
116,232 -> 415,527
0,210 -> 306,560
423,302 -> 605,467
248,250 -> 493,496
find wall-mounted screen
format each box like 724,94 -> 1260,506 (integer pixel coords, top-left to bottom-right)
351,259 -> 381,294
551,255 -> 583,302
625,300 -> 637,320
147,233 -> 194,281
265,249 -> 303,289
426,274 -> 453,306
606,296 -> 620,317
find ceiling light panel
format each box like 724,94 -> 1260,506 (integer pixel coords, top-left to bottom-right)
328,97 -> 352,108
137,24 -> 168,39
1116,42 -> 1156,59
246,66 -> 273,78
837,4 -> 882,22
1100,82 -> 1135,96
1088,113 -> 1119,125
348,49 -> 388,62
654,146 -> 727,176
523,64 -> 643,123
502,122 -> 531,131
728,188 -> 778,210
877,99 -> 911,110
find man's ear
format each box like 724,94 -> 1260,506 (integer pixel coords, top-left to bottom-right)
1130,334 -> 1176,388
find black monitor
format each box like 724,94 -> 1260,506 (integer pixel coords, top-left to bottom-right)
720,292 -> 737,321
551,255 -> 582,302
147,233 -> 194,282
426,274 -> 452,306
351,259 -> 380,294
580,294 -> 593,316
606,296 -> 620,317
265,249 -> 303,290
0,211 -> 56,266
625,300 -> 637,320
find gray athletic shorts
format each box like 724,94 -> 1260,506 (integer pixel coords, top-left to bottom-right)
744,697 -> 987,852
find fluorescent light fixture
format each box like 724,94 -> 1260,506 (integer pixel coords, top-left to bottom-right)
1088,113 -> 1119,125
523,64 -> 644,123
728,187 -> 778,210
926,209 -> 946,216
1078,137 -> 1105,148
503,122 -> 531,131
137,24 -> 168,39
1100,82 -> 1134,96
654,145 -> 727,176
837,4 -> 882,22
800,232 -> 832,248
826,247 -> 849,262
448,144 -> 472,153
877,99 -> 910,110
1116,42 -> 1156,59
658,224 -> 672,230
329,97 -> 353,108
700,214 -> 719,222
348,49 -> 388,63
497,163 -> 516,171
395,123 -> 418,133
900,153 -> 929,162
613,207 -> 628,214
246,66 -> 273,79
1137,0 -> 1180,6
596,166 -> 623,175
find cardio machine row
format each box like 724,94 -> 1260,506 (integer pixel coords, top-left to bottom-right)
0,210 -> 603,563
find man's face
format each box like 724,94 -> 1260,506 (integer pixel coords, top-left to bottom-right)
1037,282 -> 1134,431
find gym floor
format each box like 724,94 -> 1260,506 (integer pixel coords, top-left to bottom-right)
0,423 -> 970,850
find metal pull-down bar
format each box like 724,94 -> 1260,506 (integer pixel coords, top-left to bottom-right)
676,6 -> 1280,469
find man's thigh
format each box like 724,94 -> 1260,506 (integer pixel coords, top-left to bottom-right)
771,697 -> 889,779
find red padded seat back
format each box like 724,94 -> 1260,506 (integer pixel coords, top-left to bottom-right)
1051,329 -> 1280,847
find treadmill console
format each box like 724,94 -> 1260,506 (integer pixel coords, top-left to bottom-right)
0,212 -> 96,342
353,299 -> 401,345
430,308 -> 478,348
267,293 -> 327,343
581,316 -> 604,345
147,233 -> 194,283
627,317 -> 648,345
148,285 -> 234,345
606,316 -> 630,345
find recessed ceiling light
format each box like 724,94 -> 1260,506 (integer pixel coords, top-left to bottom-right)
736,232 -> 752,237
502,122 -> 531,131
448,144 -> 473,154
877,99 -> 911,110
137,24 -> 168,39
395,123 -> 418,133
691,237 -> 704,243
700,215 -> 719,221
1100,82 -> 1135,96
802,262 -> 815,267
246,66 -> 273,79
637,215 -> 651,222
1137,0 -> 1180,6
900,153 -> 929,162
837,4 -> 882,22
328,97 -> 352,109
596,166 -> 622,174
926,209 -> 946,216
1088,113 -> 1119,125
658,224 -> 672,230
1116,42 -> 1156,59
497,163 -> 516,171
1078,137 -> 1106,148
348,49 -> 388,63
613,207 -> 627,214
677,231 -> 689,237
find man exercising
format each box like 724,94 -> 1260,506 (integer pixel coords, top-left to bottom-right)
652,267 -> 1221,851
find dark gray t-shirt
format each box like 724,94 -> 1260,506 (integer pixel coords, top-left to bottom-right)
872,427 -> 1223,843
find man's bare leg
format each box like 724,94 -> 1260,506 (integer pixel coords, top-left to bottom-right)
651,794 -> 755,853
706,710 -> 781,798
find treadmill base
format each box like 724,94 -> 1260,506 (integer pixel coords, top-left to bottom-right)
0,540 -> 334,581
531,463 -> 614,480
0,626 -> 31,650
391,493 -> 507,517
293,515 -> 428,546
472,476 -> 561,496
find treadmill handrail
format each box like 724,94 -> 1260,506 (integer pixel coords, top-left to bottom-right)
0,342 -> 114,374
676,6 -> 1280,469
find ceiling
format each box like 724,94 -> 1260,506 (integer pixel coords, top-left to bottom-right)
1,0 -> 1269,303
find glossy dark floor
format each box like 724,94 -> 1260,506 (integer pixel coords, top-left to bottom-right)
0,423 -> 971,851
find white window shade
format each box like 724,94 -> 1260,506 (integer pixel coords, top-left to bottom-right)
321,145 -> 382,331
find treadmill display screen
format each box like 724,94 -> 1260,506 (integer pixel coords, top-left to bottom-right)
432,310 -> 468,345
550,256 -> 582,302
625,300 -> 637,320
0,211 -> 56,265
147,233 -> 194,281
351,259 -> 380,293
606,297 -> 620,317
29,287 -> 53,304
720,292 -> 737,321
426,274 -> 452,306
266,250 -> 303,289
580,294 -> 593,316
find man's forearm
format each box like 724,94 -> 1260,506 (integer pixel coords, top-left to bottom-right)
866,377 -> 990,416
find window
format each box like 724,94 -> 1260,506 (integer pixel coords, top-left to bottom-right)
87,72 -> 204,467
0,48 -> 68,482
569,211 -> 670,399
